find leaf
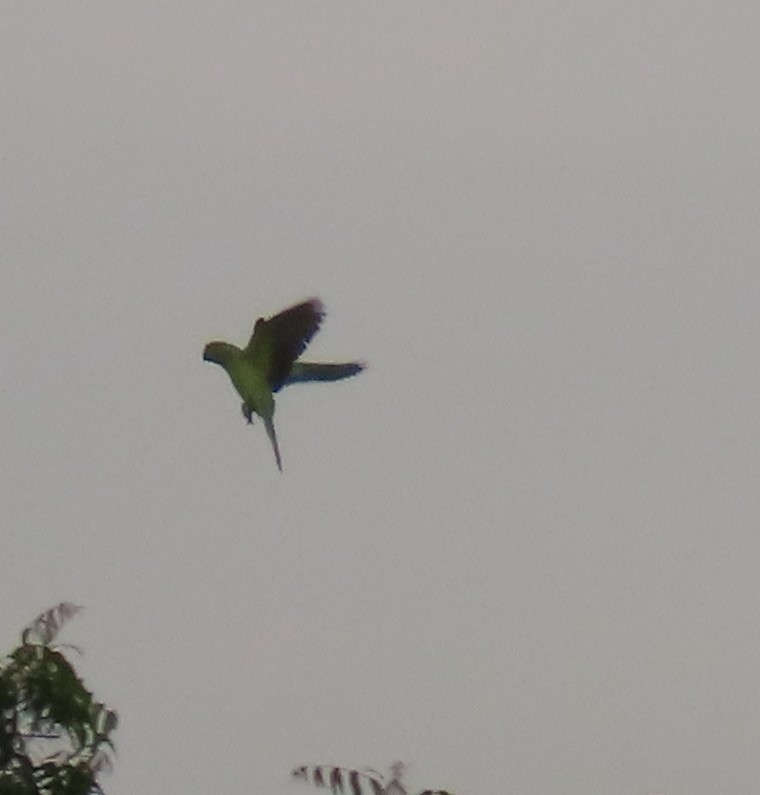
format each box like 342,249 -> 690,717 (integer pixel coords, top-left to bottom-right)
292,764 -> 386,795
291,763 -> 456,795
22,604 -> 83,647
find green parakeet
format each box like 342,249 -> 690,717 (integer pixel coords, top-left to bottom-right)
203,298 -> 364,471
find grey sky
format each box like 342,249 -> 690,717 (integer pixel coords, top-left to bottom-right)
2,3 -> 760,794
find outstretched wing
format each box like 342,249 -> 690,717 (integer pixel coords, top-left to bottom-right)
278,360 -> 365,391
245,298 -> 325,391
292,765 -> 385,795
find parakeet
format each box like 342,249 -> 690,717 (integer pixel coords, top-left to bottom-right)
203,298 -> 364,471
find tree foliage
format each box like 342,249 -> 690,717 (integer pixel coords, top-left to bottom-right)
292,761 -> 454,795
0,604 -> 117,795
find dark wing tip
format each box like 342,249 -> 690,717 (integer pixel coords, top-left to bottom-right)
304,296 -> 325,316
282,297 -> 324,326
300,297 -> 326,332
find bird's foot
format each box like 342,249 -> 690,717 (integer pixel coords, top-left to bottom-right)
241,403 -> 254,424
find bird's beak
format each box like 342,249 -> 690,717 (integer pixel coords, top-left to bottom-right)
202,343 -> 214,362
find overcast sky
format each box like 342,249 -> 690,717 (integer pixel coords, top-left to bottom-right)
3,3 -> 760,794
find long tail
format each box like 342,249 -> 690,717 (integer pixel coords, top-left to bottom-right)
263,416 -> 283,472
281,361 -> 365,389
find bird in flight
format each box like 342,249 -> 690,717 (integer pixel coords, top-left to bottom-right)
203,298 -> 364,471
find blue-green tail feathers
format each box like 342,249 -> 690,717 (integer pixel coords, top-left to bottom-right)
280,361 -> 365,390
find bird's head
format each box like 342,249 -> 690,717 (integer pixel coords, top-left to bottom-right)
202,341 -> 238,366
